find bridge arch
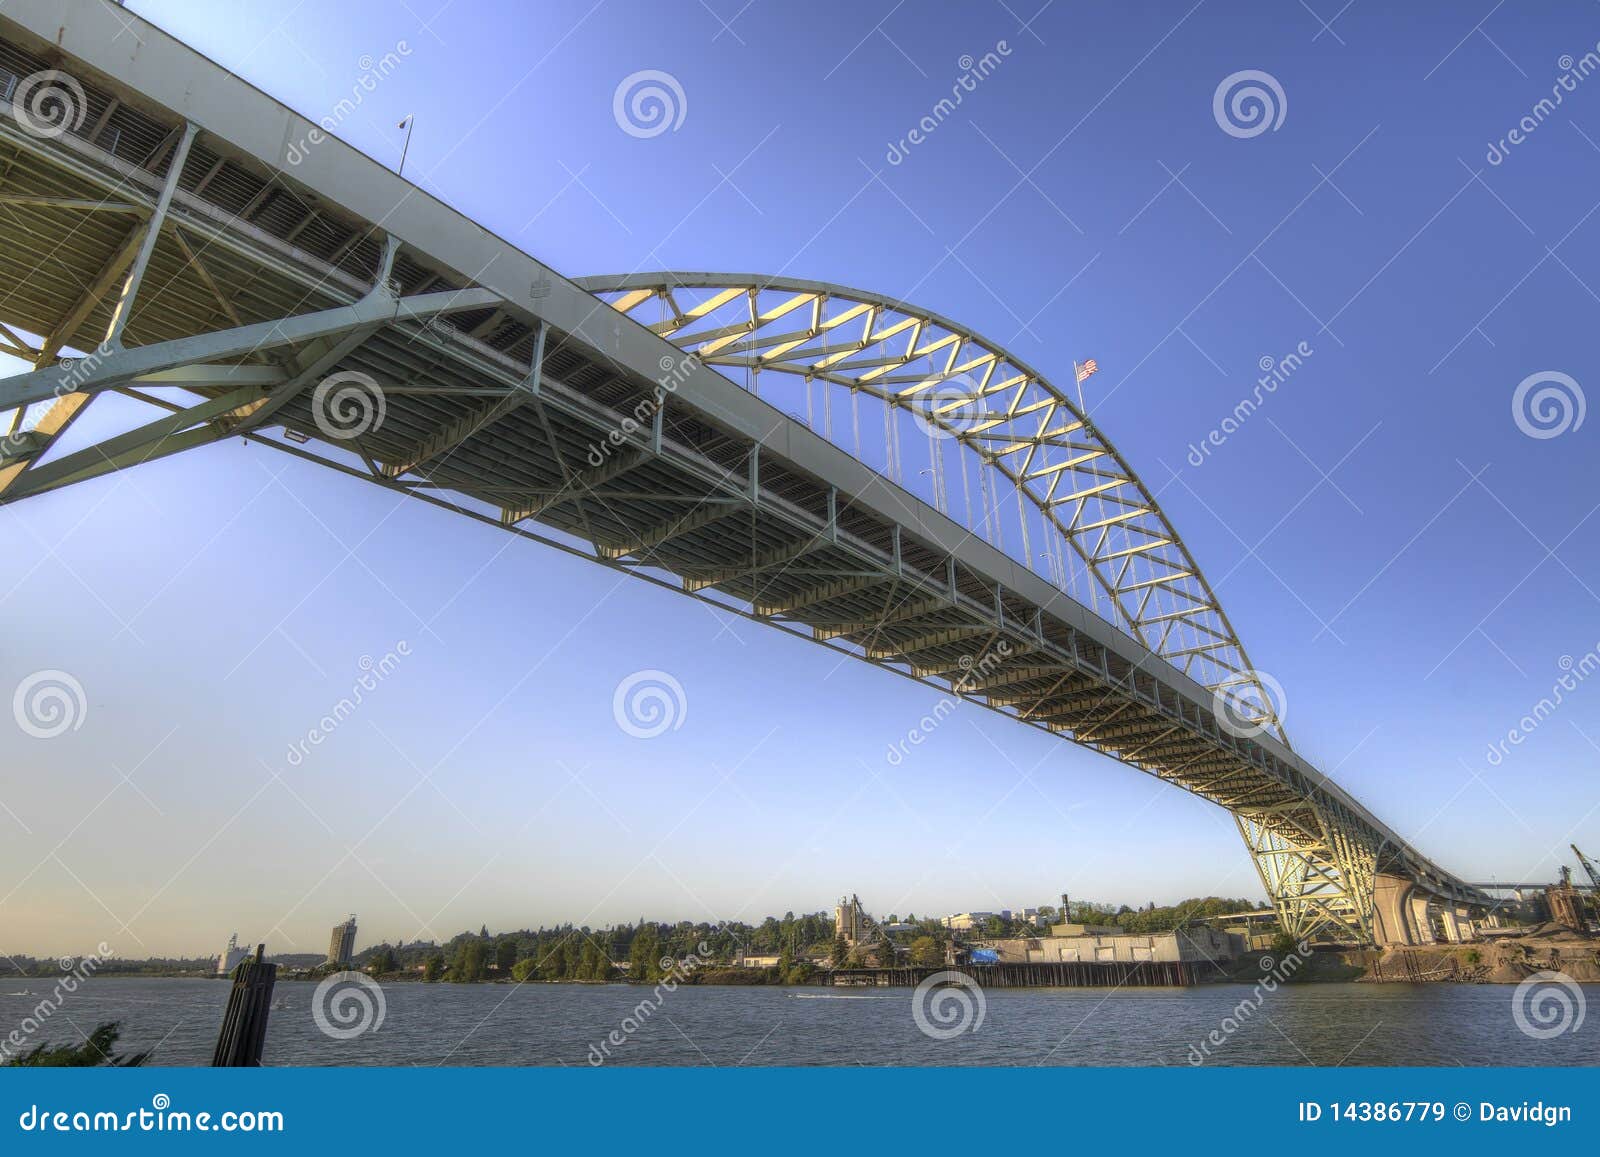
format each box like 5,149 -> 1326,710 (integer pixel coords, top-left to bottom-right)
577,274 -> 1284,746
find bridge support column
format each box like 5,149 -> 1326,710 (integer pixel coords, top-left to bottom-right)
1408,895 -> 1437,944
1371,873 -> 1417,946
1437,907 -> 1471,943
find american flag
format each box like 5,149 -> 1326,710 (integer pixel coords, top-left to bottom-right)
1076,359 -> 1099,383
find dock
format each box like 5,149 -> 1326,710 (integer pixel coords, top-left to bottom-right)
824,960 -> 1197,988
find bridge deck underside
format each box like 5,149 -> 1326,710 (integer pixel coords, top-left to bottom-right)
0,15 -> 1485,944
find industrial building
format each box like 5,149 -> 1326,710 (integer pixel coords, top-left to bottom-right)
981,922 -> 1244,965
326,914 -> 358,966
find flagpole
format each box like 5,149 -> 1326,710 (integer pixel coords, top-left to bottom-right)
397,116 -> 415,179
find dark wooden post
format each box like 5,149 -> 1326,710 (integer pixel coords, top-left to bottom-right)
211,943 -> 276,1066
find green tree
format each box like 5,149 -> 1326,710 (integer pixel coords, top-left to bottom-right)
4,1022 -> 147,1067
547,939 -> 571,980
831,933 -> 849,967
578,938 -> 603,981
909,936 -> 943,967
495,938 -> 517,974
422,953 -> 444,982
450,939 -> 486,982
629,926 -> 661,983
511,957 -> 540,983
367,946 -> 398,976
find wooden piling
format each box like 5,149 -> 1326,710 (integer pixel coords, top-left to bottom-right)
211,943 -> 276,1066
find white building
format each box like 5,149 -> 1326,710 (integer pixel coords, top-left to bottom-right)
940,911 -> 1010,931
216,932 -> 250,976
986,926 -> 1243,965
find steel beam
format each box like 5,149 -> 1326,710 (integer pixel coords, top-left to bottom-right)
0,288 -> 500,412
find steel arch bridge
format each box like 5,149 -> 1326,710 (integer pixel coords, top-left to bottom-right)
0,0 -> 1486,946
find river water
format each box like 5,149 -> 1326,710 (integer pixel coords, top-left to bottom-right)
2,978 -> 1595,1067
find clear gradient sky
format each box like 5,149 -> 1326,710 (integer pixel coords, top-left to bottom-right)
3,0 -> 1599,957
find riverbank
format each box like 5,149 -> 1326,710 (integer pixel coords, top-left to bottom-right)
1217,930 -> 1600,985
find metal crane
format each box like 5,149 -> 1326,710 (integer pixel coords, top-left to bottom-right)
1572,844 -> 1600,891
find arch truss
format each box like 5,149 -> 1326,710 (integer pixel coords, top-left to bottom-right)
579,274 -> 1282,740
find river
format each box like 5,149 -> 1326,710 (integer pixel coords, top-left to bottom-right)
3,978 -> 1595,1066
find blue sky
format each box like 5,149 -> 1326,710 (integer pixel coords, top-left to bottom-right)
4,0 -> 1600,956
